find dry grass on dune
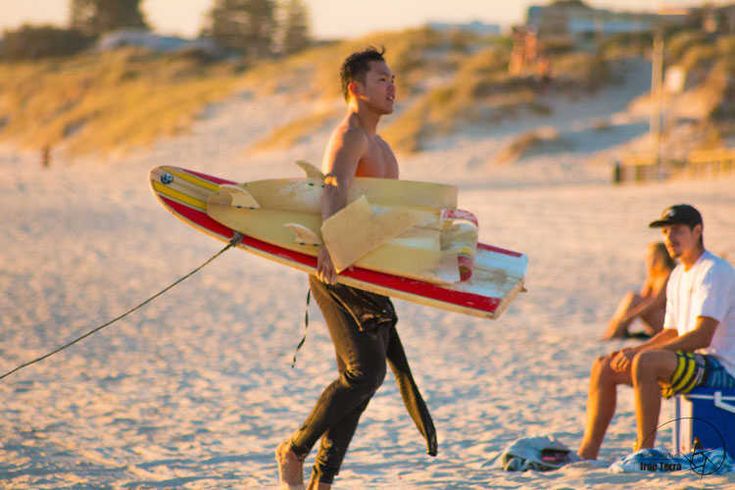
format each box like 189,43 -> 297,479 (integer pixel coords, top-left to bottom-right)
0,25 -> 619,157
494,127 -> 567,164
184,30 -> 447,102
551,51 -> 609,92
383,45 -> 558,153
0,48 -> 243,155
247,27 -> 480,152
240,27 -> 456,101
0,27 -> 463,156
666,32 -> 735,124
383,45 -> 611,154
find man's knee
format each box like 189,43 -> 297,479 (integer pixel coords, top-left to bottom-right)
342,361 -> 386,395
591,354 -> 616,382
631,350 -> 677,382
631,350 -> 673,383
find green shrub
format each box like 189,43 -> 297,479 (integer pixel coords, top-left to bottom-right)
680,43 -> 718,72
457,47 -> 509,77
0,48 -> 242,153
1,25 -> 93,60
552,52 -> 608,90
541,38 -> 574,56
667,30 -> 709,64
599,31 -> 652,58
717,35 -> 735,72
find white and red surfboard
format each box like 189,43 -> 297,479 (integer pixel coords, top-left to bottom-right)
150,166 -> 527,319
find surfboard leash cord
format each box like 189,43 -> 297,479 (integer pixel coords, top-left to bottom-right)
0,233 -> 244,382
290,288 -> 311,369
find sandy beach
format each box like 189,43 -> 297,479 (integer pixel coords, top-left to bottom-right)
1,67 -> 735,488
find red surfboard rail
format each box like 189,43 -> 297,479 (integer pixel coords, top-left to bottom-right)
161,196 -> 502,313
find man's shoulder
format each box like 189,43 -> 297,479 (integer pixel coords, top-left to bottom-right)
702,251 -> 734,270
374,133 -> 390,145
332,123 -> 369,148
700,251 -> 735,284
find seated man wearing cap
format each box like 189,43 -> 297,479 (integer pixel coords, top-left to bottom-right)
577,204 -> 735,460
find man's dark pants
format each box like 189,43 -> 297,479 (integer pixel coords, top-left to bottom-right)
289,275 -> 397,483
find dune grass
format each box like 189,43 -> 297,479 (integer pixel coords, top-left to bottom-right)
246,27 -> 480,152
495,127 -> 565,164
0,27 -> 467,156
249,28 -> 733,155
668,33 -> 735,123
381,42 -> 595,153
667,30 -> 710,64
240,27 -> 452,101
0,25 -> 641,157
0,48 -> 243,154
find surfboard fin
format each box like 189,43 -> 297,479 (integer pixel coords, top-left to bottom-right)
430,252 -> 462,284
284,223 -> 322,246
210,184 -> 260,209
296,160 -> 324,179
322,196 -> 421,273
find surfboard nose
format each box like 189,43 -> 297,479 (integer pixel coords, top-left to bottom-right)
150,166 -> 175,188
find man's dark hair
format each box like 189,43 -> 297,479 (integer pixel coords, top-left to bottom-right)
340,46 -> 386,101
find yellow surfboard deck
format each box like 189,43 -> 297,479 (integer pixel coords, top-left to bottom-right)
205,165 -> 479,284
207,197 -> 463,284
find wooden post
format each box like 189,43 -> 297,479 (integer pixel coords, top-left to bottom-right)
650,29 -> 665,178
612,160 -> 622,184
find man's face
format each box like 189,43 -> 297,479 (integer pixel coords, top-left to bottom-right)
356,60 -> 395,114
661,223 -> 701,259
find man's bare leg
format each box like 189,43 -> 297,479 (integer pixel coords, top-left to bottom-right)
577,355 -> 632,459
276,440 -> 305,490
631,350 -> 677,450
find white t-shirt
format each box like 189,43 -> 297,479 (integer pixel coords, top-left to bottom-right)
664,250 -> 735,377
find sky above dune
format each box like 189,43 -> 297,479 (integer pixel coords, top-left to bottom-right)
2,1 -> 732,39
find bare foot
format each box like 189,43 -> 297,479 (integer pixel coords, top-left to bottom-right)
276,440 -> 305,490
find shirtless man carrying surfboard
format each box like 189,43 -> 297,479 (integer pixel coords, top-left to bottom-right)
276,47 -> 436,489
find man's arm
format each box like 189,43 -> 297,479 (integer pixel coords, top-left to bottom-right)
655,316 -> 719,352
639,328 -> 680,350
316,128 -> 368,284
611,328 -> 678,372
612,319 -> 719,373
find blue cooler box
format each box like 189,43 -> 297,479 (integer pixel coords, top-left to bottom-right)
673,387 -> 735,459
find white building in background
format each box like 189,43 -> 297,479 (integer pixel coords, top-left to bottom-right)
427,21 -> 501,36
525,0 -> 687,40
96,30 -> 222,56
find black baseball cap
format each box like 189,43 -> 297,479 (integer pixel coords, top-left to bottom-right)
649,204 -> 703,228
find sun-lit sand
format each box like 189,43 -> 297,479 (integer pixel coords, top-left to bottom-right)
1,61 -> 734,488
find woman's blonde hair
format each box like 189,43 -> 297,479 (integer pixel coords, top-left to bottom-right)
650,241 -> 675,271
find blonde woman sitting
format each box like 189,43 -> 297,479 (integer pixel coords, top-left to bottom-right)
603,242 -> 675,340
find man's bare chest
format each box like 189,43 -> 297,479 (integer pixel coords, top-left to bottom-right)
356,140 -> 398,178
